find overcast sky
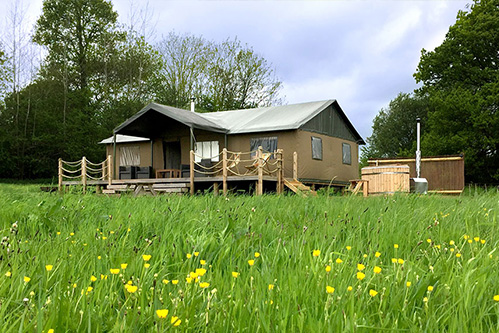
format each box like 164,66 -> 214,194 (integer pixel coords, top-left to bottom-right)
21,0 -> 470,141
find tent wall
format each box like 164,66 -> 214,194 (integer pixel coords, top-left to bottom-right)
301,104 -> 358,142
294,130 -> 359,183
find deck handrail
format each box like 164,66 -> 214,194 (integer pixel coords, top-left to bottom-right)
58,155 -> 112,193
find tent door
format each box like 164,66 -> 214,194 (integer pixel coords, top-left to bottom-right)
163,141 -> 181,169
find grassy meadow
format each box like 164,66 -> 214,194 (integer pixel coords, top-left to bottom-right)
0,184 -> 498,332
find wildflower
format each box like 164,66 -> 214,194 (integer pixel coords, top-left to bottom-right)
142,255 -> 152,261
156,309 -> 169,319
189,272 -> 199,279
394,244 -> 399,249
347,286 -> 353,291
356,272 -> 365,280
200,260 -> 207,265
423,297 -> 428,302
72,283 -> 77,288
373,266 -> 382,274
125,285 -> 138,293
449,240 -> 455,245
369,289 -> 378,297
162,279 -> 170,284
97,256 -> 101,260
102,237 -> 107,240
90,275 -> 97,282
427,286 -> 434,292
481,239 -> 486,244
335,258 -> 343,264
121,263 -> 128,270
87,286 -> 93,293
48,329 -> 54,333
494,295 -> 499,302
194,252 -> 199,257
144,263 -> 150,268
346,246 -> 352,251
268,284 -> 274,291
5,271 -> 11,277
325,265 -> 332,272
45,265 -> 53,272
100,274 -> 107,280
196,268 -> 207,276
456,253 -> 462,258
186,253 -> 192,259
186,277 -> 193,283
57,232 -> 61,235
398,258 -> 404,264
127,280 -> 133,285
391,258 -> 397,263
313,250 -> 320,257
232,272 -> 240,278
464,235 -> 469,240
199,282 -> 210,288
171,279 -> 179,285
24,276 -> 31,283
363,254 -> 368,258
474,237 -> 480,242
70,232 -> 74,236
435,244 -> 441,249
406,281 -> 412,287
254,252 -> 260,258
326,286 -> 335,294
375,252 -> 381,258
171,316 -> 181,326
248,260 -> 255,266
468,239 -> 473,244
357,263 -> 365,271
427,238 -> 431,243
110,268 -> 120,275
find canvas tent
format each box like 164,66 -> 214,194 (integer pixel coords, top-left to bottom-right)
102,99 -> 365,185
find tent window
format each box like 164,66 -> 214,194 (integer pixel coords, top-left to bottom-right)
194,141 -> 219,162
250,137 -> 278,158
120,146 -> 140,166
342,143 -> 351,165
311,136 -> 322,160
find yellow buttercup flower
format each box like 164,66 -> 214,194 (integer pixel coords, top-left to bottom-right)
427,286 -> 434,292
171,316 -> 181,326
142,255 -> 152,261
449,240 -> 455,245
325,265 -> 332,272
394,244 -> 399,249
172,280 -> 179,285
347,286 -> 353,291
5,271 -> 12,277
194,252 -> 199,257
156,309 -> 169,319
312,249 -> 320,257
186,253 -> 192,259
100,274 -> 107,280
189,272 -> 199,279
200,260 -> 206,265
24,276 -> 31,283
144,263 -> 150,268
481,239 -> 486,244
397,258 -> 404,264
375,252 -> 381,258
163,279 -> 170,284
357,263 -> 365,271
346,246 -> 352,251
121,263 -> 128,269
248,259 -> 255,266
494,295 -> 499,302
186,277 -> 193,283
456,253 -> 462,258
406,281 -> 412,287
254,252 -> 260,258
196,268 -> 207,276
268,284 -> 274,291
356,272 -> 365,280
110,268 -> 120,275
125,284 -> 138,293
427,238 -> 432,243
326,286 -> 335,294
373,266 -> 382,274
335,258 -> 343,264
391,258 -> 397,263
232,272 -> 240,278
47,329 -> 54,333
474,237 -> 480,242
97,256 -> 101,260
45,265 -> 53,272
90,275 -> 97,282
199,282 -> 210,288
369,289 -> 378,297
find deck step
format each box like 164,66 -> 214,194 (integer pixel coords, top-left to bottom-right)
283,178 -> 317,197
102,189 -> 116,194
152,183 -> 188,189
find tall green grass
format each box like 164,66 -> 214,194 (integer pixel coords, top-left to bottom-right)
0,184 -> 498,332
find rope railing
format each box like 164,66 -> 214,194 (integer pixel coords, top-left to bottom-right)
58,155 -> 113,193
190,146 -> 284,196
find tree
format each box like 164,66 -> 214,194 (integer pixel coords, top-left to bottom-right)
362,93 -> 430,162
155,33 -> 283,111
414,0 -> 499,183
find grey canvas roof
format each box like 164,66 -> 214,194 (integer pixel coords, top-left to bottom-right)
113,100 -> 364,144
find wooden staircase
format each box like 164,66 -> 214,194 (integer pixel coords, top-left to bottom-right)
284,178 -> 317,197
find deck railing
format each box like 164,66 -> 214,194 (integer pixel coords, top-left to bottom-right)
190,146 -> 284,196
58,155 -> 112,193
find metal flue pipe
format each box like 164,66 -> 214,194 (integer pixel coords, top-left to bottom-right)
416,118 -> 421,178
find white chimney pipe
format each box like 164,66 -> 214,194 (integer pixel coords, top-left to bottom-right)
190,97 -> 195,112
416,117 -> 421,178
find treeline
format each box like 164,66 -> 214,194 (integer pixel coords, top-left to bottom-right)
362,0 -> 499,184
0,0 -> 282,179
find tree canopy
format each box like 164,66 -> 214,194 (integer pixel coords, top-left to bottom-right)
364,0 -> 499,183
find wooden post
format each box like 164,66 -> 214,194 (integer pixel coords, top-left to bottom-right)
222,148 -> 228,196
213,182 -> 219,196
190,150 -> 195,195
363,180 -> 369,198
276,149 -> 283,194
293,151 -> 298,180
81,156 -> 87,194
107,155 -> 112,186
257,146 -> 263,195
58,158 -> 63,193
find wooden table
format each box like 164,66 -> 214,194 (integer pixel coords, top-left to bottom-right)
156,169 -> 181,178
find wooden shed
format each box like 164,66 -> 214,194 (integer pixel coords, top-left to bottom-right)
367,155 -> 465,194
